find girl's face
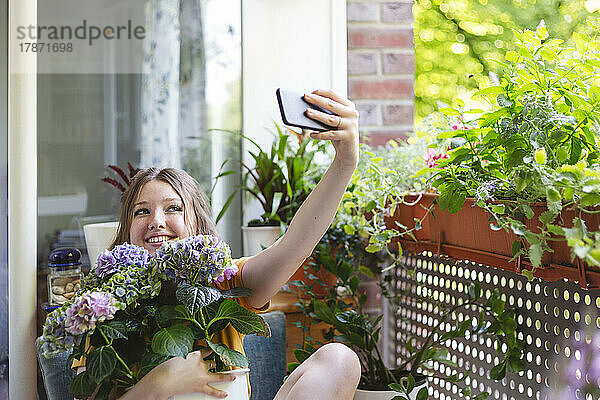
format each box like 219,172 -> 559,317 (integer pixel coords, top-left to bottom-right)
129,180 -> 189,254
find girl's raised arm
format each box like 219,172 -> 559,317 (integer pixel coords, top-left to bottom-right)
241,89 -> 359,309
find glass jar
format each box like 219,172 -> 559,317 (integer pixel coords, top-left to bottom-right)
47,247 -> 83,306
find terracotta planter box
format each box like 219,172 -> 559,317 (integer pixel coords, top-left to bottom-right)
426,194 -> 519,258
385,194 -> 433,242
389,193 -> 600,288
526,204 -> 600,266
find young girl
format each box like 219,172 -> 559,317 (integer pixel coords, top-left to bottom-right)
82,89 -> 362,400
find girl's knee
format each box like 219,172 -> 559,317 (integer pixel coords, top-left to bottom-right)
315,343 -> 360,373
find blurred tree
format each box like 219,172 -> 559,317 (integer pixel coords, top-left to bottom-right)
414,0 -> 597,120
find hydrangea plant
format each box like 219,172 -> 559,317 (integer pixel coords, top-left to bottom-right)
39,235 -> 268,400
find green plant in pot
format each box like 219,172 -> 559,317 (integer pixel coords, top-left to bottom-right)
216,123 -> 328,255
287,141 -> 525,400
427,21 -> 600,277
289,226 -> 525,400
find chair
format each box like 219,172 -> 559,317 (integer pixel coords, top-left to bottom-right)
36,311 -> 287,400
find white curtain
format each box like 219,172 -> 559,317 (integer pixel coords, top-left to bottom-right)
141,0 -> 208,175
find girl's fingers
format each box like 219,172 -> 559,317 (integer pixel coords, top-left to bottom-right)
208,374 -> 237,384
311,88 -> 353,107
203,385 -> 229,399
309,130 -> 345,141
304,109 -> 344,129
303,93 -> 354,117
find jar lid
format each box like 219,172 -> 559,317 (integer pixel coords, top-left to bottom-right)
49,247 -> 82,267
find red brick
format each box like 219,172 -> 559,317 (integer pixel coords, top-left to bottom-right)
361,130 -> 410,148
382,2 -> 414,23
383,52 -> 415,74
349,78 -> 414,99
356,103 -> 380,126
383,104 -> 414,125
347,2 -> 379,22
348,51 -> 378,75
348,27 -> 413,49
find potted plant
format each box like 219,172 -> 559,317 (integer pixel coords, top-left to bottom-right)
39,235 -> 268,400
217,124 -> 328,256
425,21 -> 600,282
84,163 -> 141,267
288,226 -> 524,400
283,136 -> 524,399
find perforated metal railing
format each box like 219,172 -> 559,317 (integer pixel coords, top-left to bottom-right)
389,252 -> 600,400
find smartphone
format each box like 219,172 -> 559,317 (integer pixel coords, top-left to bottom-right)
276,88 -> 337,132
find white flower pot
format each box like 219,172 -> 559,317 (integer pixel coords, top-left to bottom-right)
354,381 -> 428,400
83,221 -> 119,267
169,369 -> 250,400
241,225 -> 281,256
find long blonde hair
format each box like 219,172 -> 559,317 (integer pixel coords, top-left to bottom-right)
110,167 -> 219,249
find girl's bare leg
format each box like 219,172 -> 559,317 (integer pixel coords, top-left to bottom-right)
273,343 -> 361,400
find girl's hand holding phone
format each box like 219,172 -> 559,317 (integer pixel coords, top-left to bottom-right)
302,89 -> 359,170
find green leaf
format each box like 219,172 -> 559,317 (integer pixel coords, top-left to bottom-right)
468,282 -> 482,301
522,204 -> 534,219
406,373 -> 416,392
528,243 -> 543,268
416,386 -> 429,400
539,210 -> 557,225
489,362 -> 506,380
573,31 -> 586,55
155,305 -> 178,326
99,321 -> 128,340
87,346 -> 117,384
473,86 -> 504,97
349,276 -> 360,293
388,383 -> 404,392
511,240 -> 521,257
365,244 -> 382,253
139,352 -> 170,376
344,224 -> 355,235
151,324 -> 194,358
491,204 -> 505,214
313,300 -> 337,325
207,339 -> 249,368
358,265 -> 374,278
294,348 -> 311,363
209,299 -> 266,335
438,107 -> 460,116
580,193 -> 600,207
176,284 -> 223,315
521,269 -> 534,281
69,371 -> 96,398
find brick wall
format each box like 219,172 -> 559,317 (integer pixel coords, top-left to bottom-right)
347,0 -> 415,147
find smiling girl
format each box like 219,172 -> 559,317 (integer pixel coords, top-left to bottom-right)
77,90 -> 362,400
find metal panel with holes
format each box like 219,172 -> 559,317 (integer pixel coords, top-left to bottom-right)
391,252 -> 600,400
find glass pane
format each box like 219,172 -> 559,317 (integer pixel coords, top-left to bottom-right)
0,0 -> 8,394
35,1 -> 241,396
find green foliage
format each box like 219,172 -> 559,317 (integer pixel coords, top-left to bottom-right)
336,138 -> 436,255
414,0 -> 594,120
288,226 -> 524,398
217,123 -> 329,226
429,22 -> 600,271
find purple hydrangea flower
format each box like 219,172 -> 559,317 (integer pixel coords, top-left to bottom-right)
39,308 -> 77,357
154,235 -> 236,285
64,291 -> 121,335
95,243 -> 150,278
